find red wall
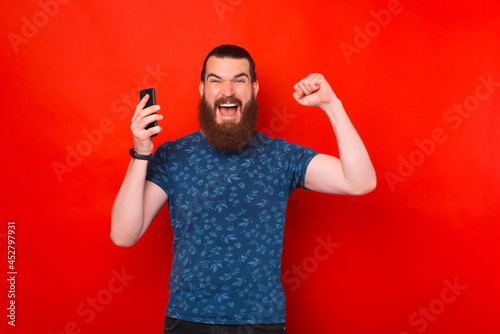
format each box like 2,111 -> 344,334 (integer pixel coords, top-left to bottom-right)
2,1 -> 499,333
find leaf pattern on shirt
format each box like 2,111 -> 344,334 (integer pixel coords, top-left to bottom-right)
146,131 -> 318,325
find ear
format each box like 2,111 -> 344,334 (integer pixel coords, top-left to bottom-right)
252,80 -> 259,97
199,81 -> 204,97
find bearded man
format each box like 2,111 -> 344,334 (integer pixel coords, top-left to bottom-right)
111,45 -> 376,334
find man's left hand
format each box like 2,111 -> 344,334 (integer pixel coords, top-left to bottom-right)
293,73 -> 339,110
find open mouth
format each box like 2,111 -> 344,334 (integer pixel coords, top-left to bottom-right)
218,103 -> 240,119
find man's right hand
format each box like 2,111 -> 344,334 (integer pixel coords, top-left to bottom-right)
130,94 -> 163,155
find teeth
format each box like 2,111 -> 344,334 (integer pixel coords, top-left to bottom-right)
220,103 -> 237,107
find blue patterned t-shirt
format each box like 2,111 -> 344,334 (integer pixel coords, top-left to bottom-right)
146,131 -> 318,324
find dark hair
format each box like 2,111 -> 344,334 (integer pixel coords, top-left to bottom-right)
200,44 -> 257,83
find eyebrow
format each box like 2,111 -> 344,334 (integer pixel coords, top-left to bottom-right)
207,73 -> 249,80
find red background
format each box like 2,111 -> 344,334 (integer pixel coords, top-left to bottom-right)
1,0 -> 500,333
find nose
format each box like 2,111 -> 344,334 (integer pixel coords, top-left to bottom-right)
221,81 -> 234,97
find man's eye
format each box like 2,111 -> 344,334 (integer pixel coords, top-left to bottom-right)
210,80 -> 221,84
235,79 -> 246,84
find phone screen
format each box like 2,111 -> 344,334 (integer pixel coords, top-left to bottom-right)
139,88 -> 157,137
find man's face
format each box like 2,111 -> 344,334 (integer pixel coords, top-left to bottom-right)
198,56 -> 260,153
199,57 -> 259,124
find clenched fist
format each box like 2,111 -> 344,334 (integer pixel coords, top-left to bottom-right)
293,73 -> 339,110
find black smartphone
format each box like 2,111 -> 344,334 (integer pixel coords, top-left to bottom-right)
139,88 -> 157,137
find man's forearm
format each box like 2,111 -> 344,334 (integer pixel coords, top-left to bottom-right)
110,158 -> 149,247
323,100 -> 377,193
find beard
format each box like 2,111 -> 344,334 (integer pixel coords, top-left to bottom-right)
198,93 -> 259,154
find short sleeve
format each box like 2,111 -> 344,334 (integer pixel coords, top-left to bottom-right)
146,144 -> 169,195
279,139 -> 319,195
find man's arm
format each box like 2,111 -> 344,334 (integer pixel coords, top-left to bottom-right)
110,94 -> 166,247
293,73 -> 376,195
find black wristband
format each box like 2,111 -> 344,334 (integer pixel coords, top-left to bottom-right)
129,148 -> 151,160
